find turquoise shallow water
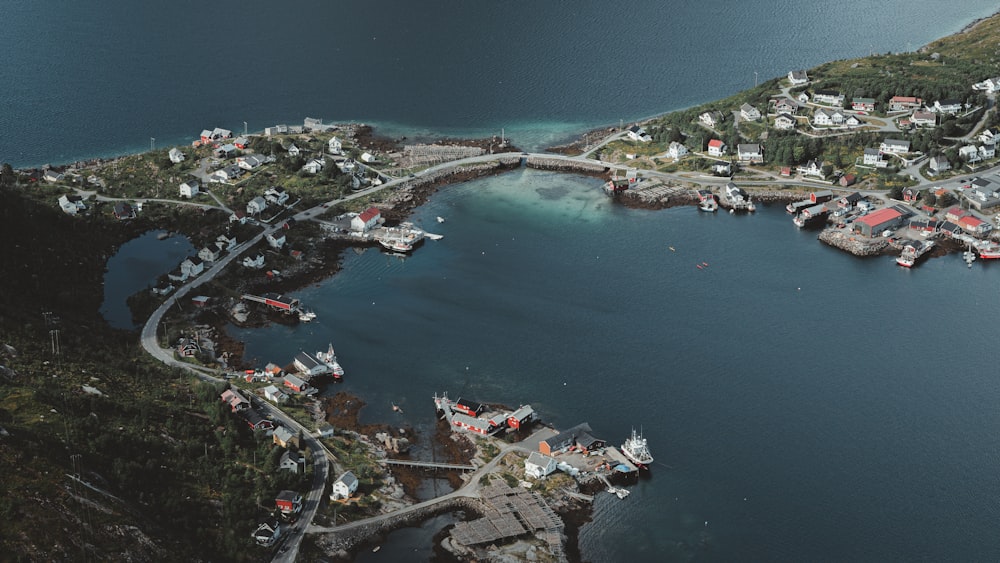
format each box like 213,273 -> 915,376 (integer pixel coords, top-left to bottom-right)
232,169 -> 1000,561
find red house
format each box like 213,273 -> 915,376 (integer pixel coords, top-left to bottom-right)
902,188 -> 921,202
506,405 -> 535,431
275,490 -> 303,514
453,398 -> 483,417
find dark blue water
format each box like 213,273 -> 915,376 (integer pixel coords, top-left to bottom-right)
2,1 -> 997,167
232,169 -> 1000,561
100,231 -> 194,329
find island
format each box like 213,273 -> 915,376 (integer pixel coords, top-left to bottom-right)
2,11 -> 1000,562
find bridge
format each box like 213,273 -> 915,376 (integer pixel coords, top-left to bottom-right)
382,459 -> 476,471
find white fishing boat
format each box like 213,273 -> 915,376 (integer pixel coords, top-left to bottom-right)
436,216 -> 445,223
621,428 -> 654,468
316,343 -> 345,379
298,308 -> 317,322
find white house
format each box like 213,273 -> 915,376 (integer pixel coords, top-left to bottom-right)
863,147 -> 888,167
330,471 -> 359,500
979,142 -> 996,160
179,180 -> 200,198
302,158 -> 325,174
360,152 -> 377,163
959,145 -> 981,163
286,143 -> 300,156
929,155 -> 951,174
264,186 -> 289,206
879,139 -> 910,154
216,233 -> 237,251
524,452 -> 558,479
774,98 -> 799,115
796,92 -> 810,104
737,143 -> 763,163
666,141 -> 688,159
698,111 -> 724,128
843,115 -> 863,128
812,89 -> 845,106
788,69 -> 809,85
168,148 -> 185,163
264,124 -> 288,136
246,197 -> 268,217
813,108 -> 834,126
211,165 -> 242,183
266,231 -> 286,249
973,77 -> 1000,92
707,139 -> 727,157
43,170 -> 64,183
739,103 -> 761,121
242,253 -> 265,269
351,207 -> 381,232
328,136 -> 343,154
57,194 -> 86,215
626,125 -> 652,142
911,110 -> 936,127
180,256 -> 204,277
797,159 -> 826,178
933,99 -> 963,114
237,155 -> 264,170
279,450 -> 304,474
253,520 -> 281,547
774,113 -> 796,130
198,244 -> 222,263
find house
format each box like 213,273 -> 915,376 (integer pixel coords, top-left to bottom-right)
216,233 -> 237,251
113,202 -> 135,220
812,89 -> 845,106
798,160 -> 826,178
211,164 -> 242,182
43,169 -> 65,183
698,111 -> 725,128
958,214 -> 992,235
328,136 -> 343,154
929,155 -> 951,174
221,388 -> 250,412
211,127 -> 233,141
839,173 -> 857,187
863,147 -> 888,167
737,143 -> 763,163
707,139 -> 727,157
279,450 -> 305,474
242,409 -> 274,431
539,422 -> 605,455
879,139 -> 910,154
712,162 -> 732,176
233,136 -> 250,150
666,141 -> 688,159
843,114 -> 863,127
273,426 -> 299,449
263,384 -> 288,403
283,374 -> 308,393
180,256 -> 204,277
959,145 -> 981,163
166,269 -> 189,283
236,155 -> 264,170
286,143 -> 300,156
933,99 -> 963,114
506,405 -> 535,430
351,207 -> 381,232
265,230 -> 286,250
812,108 -> 835,126
780,166 -> 792,177
773,98 -> 799,115
788,69 -> 809,85
944,206 -> 968,222
980,142 -> 996,160
292,352 -> 328,378
911,110 -> 937,127
853,207 -> 905,236
973,77 -> 1000,92
452,398 -> 484,417
739,103 -> 761,121
902,187 -> 923,202
275,490 -> 303,514
626,125 -> 652,142
360,152 -> 376,163
524,452 -> 558,479
888,96 -> 923,111
796,92 -> 810,104
810,190 -> 833,203
242,253 -> 265,269
316,423 -> 336,438
253,520 -> 281,547
851,97 -> 876,112
214,144 -> 237,159
168,148 -> 185,163
450,412 -> 499,435
58,194 -> 86,215
264,124 -> 288,136
197,243 -> 223,263
264,186 -> 289,205
838,192 -> 864,209
229,209 -> 247,224
302,158 -> 325,174
774,113 -> 796,130
179,180 -> 200,198
247,196 -> 268,215
939,221 -> 963,237
193,293 -> 212,306
330,471 -> 359,501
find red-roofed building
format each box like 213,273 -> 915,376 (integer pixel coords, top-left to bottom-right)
958,215 -> 992,235
351,207 -> 381,232
945,206 -> 967,222
888,96 -> 923,111
854,207 -> 904,236
707,139 -> 727,157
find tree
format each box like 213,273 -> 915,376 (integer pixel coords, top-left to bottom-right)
0,163 -> 14,188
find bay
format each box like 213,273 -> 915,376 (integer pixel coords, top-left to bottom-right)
232,169 -> 1000,561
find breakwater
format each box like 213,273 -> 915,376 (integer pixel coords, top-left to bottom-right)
818,228 -> 889,256
525,156 -> 609,175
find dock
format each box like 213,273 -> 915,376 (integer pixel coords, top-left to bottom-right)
382,459 -> 476,472
602,446 -> 639,473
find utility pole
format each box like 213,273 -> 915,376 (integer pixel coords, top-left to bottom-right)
150,137 -> 155,151
50,329 -> 60,356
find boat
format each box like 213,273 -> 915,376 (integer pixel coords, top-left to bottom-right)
896,240 -> 934,268
621,428 -> 654,467
379,238 -> 413,253
316,343 -> 345,379
698,199 -> 718,212
979,242 -> 1000,259
298,308 -> 317,322
436,216 -> 445,223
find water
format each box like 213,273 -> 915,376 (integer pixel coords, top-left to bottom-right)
100,231 -> 194,329
2,1 -> 997,167
233,169 -> 1000,561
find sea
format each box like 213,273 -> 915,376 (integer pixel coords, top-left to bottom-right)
35,1 -> 1000,561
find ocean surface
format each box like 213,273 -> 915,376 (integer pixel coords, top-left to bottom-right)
3,1 -> 998,168
54,2 -> 1000,560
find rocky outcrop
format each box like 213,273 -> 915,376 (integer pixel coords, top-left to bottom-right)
818,228 -> 889,256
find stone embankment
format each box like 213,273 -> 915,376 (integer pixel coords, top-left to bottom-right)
381,157 -> 522,220
818,228 -> 889,256
525,157 -> 609,175
743,189 -> 803,203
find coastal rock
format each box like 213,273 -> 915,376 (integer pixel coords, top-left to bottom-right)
818,228 -> 889,256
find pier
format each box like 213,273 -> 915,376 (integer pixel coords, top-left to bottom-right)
382,459 -> 476,472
